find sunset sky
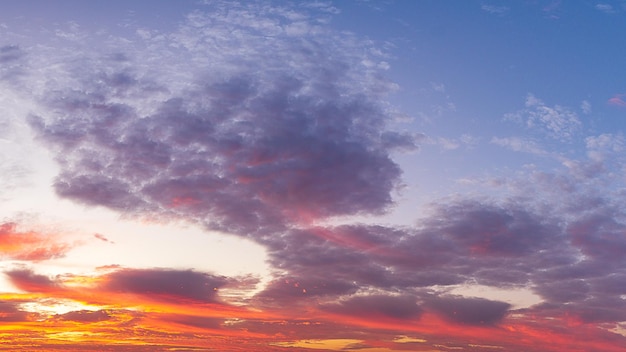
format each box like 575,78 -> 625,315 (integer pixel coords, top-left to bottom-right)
1,0 -> 626,351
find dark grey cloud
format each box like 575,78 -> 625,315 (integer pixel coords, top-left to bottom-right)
320,294 -> 421,320
423,295 -> 511,326
5,268 -> 59,292
54,309 -> 112,323
101,268 -> 229,303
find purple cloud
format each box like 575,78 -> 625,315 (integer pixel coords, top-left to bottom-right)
0,301 -> 30,322
320,294 -> 421,320
6,2 -> 626,349
424,295 -> 511,326
26,2 -> 414,237
54,309 -> 112,323
101,268 -> 229,303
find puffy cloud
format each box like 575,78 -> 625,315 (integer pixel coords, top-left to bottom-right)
0,44 -> 26,82
93,233 -> 114,244
26,1 -> 412,236
505,93 -> 581,141
581,100 -> 592,114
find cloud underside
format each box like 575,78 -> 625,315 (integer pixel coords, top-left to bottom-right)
1,1 -> 625,351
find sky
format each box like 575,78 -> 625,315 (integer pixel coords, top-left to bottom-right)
1,0 -> 626,351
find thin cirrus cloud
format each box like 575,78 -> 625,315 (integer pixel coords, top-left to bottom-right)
0,1 -> 625,351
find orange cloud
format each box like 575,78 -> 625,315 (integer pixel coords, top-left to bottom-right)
2,266 -> 626,351
0,222 -> 73,261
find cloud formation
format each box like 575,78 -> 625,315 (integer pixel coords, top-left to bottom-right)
505,93 -> 581,141
26,2 -> 415,238
1,1 -> 626,351
0,222 -> 73,261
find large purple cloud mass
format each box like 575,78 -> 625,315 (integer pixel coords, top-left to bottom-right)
25,2 -> 412,238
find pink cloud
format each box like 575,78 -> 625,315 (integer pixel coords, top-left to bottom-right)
608,93 -> 626,107
0,222 -> 74,261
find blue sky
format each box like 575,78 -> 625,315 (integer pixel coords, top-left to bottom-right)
1,1 -> 626,351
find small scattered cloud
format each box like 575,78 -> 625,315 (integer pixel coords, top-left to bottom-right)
491,136 -> 547,155
424,295 -> 511,326
595,3 -> 616,13
481,4 -> 509,15
542,0 -> 562,18
93,233 -> 114,244
426,134 -> 479,151
431,82 -> 446,92
584,133 -> 624,165
608,93 -> 626,107
504,93 -> 582,141
0,222 -> 74,261
581,100 -> 592,114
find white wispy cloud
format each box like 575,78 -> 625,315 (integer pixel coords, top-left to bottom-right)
504,93 -> 582,141
491,136 -> 547,155
595,3 -> 615,13
581,100 -> 592,114
481,4 -> 509,15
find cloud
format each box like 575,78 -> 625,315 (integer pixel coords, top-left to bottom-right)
250,191 -> 626,340
491,136 -> 547,155
0,222 -> 73,261
4,2 -> 626,350
93,233 -> 114,244
504,93 -> 581,141
0,301 -> 31,322
54,309 -> 112,323
608,93 -> 626,107
595,3 -> 615,13
481,4 -> 509,15
581,100 -> 592,114
320,294 -> 421,320
100,268 -> 230,303
25,1 -> 413,236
